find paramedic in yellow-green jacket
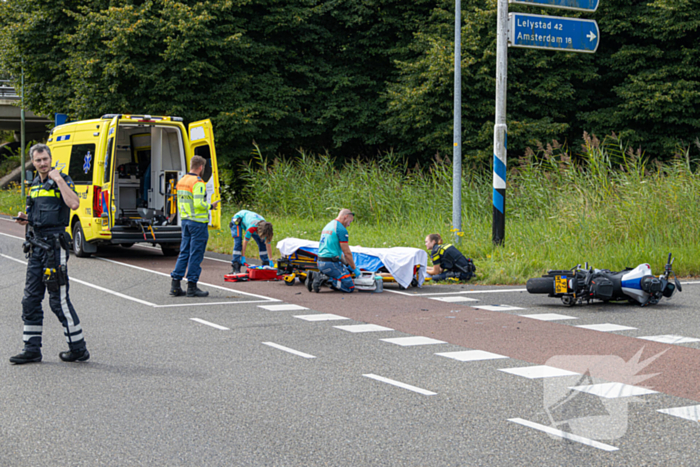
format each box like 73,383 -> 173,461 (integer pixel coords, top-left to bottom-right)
169,155 -> 220,297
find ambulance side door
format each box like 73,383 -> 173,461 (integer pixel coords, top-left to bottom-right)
188,119 -> 221,230
101,116 -> 119,230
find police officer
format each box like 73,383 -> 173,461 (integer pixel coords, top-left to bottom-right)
169,155 -> 220,297
307,209 -> 360,293
424,233 -> 475,282
228,210 -> 274,274
11,144 -> 89,364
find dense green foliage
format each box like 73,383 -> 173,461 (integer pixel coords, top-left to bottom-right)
1,0 -> 698,175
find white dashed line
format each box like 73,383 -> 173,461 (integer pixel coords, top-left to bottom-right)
363,374 -> 436,396
294,314 -> 350,321
508,418 -> 619,452
575,323 -> 637,332
429,296 -> 479,303
638,335 -> 700,344
658,405 -> 700,423
436,350 -> 509,362
499,365 -> 580,379
519,313 -> 578,321
262,342 -> 316,359
380,336 -> 447,346
570,382 -> 658,399
473,305 -> 525,312
334,324 -> 394,333
258,304 -> 308,311
190,318 -> 229,330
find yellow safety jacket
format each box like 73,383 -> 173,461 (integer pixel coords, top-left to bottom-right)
177,173 -> 209,223
26,174 -> 74,230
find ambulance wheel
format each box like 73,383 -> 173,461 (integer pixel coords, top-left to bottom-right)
161,245 -> 180,257
121,243 -> 134,248
72,222 -> 91,258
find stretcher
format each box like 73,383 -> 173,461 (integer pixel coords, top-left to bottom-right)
276,238 -> 428,289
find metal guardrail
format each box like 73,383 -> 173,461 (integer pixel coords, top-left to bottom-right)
0,79 -> 18,98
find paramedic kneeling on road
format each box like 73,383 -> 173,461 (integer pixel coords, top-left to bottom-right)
229,210 -> 274,274
425,233 -> 475,282
308,209 -> 360,293
169,156 -> 220,298
11,144 -> 90,364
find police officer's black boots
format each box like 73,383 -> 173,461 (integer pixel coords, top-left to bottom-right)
59,348 -> 90,362
187,282 -> 209,297
9,351 -> 42,364
170,279 -> 185,296
230,263 -> 241,275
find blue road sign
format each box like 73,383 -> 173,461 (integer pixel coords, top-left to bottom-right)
509,13 -> 600,53
509,0 -> 599,12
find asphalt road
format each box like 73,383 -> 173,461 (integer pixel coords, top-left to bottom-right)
1,217 -> 699,467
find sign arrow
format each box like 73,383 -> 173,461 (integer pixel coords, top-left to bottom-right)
587,31 -> 597,41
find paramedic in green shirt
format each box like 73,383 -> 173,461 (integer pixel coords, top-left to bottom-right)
229,210 -> 274,274
307,209 -> 360,293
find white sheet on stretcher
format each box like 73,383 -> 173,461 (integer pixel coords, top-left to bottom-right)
276,237 -> 428,289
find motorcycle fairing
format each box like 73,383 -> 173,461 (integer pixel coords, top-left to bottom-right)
620,263 -> 652,303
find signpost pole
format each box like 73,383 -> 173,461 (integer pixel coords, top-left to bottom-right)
453,0 -> 462,244
492,0 -> 508,245
20,59 -> 26,198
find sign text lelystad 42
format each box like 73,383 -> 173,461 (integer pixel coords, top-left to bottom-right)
508,13 -> 600,53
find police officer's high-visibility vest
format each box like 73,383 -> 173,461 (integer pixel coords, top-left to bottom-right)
177,173 -> 209,223
26,174 -> 74,229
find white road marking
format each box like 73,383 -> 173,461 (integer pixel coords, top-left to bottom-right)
94,256 -> 279,302
262,342 -> 316,359
363,374 -> 436,396
575,323 -> 637,332
500,365 -> 580,379
385,288 -> 526,297
570,382 -> 658,399
473,305 -> 525,312
1,253 -> 267,309
657,405 -> 700,423
294,314 -> 350,321
0,231 -> 26,241
436,350 -> 509,362
638,335 -> 700,344
380,336 -> 447,346
508,418 -> 618,452
157,300 -> 270,308
334,324 -> 394,333
519,313 -> 578,321
429,296 -> 479,303
131,243 -> 233,264
1,254 -> 158,307
258,304 -> 308,311
190,318 -> 229,330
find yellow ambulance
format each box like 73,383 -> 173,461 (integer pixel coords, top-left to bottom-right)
46,114 -> 221,257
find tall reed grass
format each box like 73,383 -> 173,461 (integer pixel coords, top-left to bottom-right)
235,135 -> 700,282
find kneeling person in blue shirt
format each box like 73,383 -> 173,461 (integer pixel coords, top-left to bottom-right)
308,209 -> 360,293
229,210 -> 274,274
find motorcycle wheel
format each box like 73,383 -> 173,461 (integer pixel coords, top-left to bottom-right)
526,277 -> 554,294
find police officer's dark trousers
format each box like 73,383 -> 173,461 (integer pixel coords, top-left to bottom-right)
21,235 -> 86,353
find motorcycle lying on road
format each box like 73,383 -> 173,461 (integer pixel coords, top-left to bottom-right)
526,253 -> 682,306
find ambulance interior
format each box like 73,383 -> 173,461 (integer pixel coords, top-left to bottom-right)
111,125 -> 185,227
